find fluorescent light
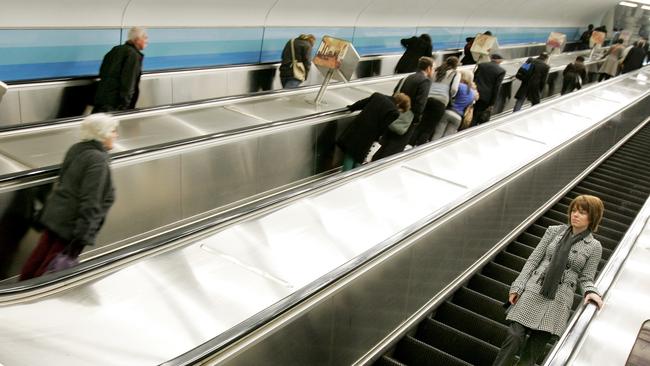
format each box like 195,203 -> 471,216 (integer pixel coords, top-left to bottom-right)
643,4 -> 650,9
620,1 -> 639,6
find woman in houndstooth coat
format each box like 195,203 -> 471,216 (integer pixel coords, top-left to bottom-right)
493,195 -> 605,366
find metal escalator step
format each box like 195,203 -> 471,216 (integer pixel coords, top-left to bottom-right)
452,287 -> 508,325
508,242 -> 533,258
434,301 -> 508,348
544,209 -> 568,225
482,262 -> 519,285
584,175 -> 650,196
607,155 -> 650,172
393,335 -> 471,366
571,187 -> 642,211
527,224 -> 548,238
494,251 -> 526,272
374,356 -> 407,366
468,274 -> 510,301
415,318 -> 499,366
596,165 -> 650,188
517,232 -> 542,247
592,233 -> 618,252
536,215 -> 565,228
579,180 -> 646,206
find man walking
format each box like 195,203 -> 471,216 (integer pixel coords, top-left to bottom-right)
513,53 -> 550,112
93,27 -> 148,112
472,54 -> 505,125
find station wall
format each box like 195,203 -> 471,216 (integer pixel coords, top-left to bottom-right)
0,0 -> 619,81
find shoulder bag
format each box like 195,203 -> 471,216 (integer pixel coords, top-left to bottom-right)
291,39 -> 307,81
389,77 -> 414,135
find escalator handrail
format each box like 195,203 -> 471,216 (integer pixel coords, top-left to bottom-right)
543,184 -> 650,366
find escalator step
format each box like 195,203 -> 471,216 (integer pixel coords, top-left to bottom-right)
579,180 -> 646,206
468,274 -> 510,301
589,170 -> 650,193
517,232 -> 542,247
393,335 -> 471,366
434,301 -> 508,347
374,356 -> 407,366
482,262 -> 519,285
584,175 -> 650,197
571,187 -> 642,211
416,318 -> 499,366
452,287 -> 508,325
494,251 -> 526,272
527,223 -> 548,238
507,242 -> 533,258
553,201 -> 630,231
565,191 -> 639,219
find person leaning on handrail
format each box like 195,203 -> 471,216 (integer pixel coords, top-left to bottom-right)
492,195 -> 605,366
20,114 -> 118,280
93,27 -> 148,112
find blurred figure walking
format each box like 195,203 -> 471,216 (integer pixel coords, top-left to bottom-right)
279,34 -> 316,89
395,34 -> 433,74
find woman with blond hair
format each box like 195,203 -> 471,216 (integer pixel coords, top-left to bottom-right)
492,195 -> 605,366
432,69 -> 478,140
20,113 -> 118,279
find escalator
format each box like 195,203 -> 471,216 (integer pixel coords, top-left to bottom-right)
376,119 -> 650,365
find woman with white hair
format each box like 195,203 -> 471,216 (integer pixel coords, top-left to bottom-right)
93,26 -> 148,112
432,69 -> 478,140
20,114 -> 118,280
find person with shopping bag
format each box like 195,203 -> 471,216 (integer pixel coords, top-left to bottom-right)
20,114 -> 118,280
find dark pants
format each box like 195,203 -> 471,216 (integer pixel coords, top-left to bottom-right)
19,230 -> 80,280
472,99 -> 492,125
599,73 -> 612,82
492,322 -> 554,366
410,98 -> 446,146
561,77 -> 580,95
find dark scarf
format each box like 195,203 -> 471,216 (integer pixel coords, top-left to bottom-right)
540,227 -> 590,299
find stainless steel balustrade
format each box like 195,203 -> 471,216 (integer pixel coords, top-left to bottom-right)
0,49 -> 605,279
0,42 -> 564,127
0,68 -> 647,366
0,48 -> 601,178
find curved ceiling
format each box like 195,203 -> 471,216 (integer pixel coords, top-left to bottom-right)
0,0 -> 619,28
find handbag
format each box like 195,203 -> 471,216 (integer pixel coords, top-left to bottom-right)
388,77 -> 414,135
290,38 -> 306,81
389,110 -> 414,135
45,250 -> 79,274
460,104 -> 474,130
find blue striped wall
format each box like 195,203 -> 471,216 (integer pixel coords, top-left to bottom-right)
0,26 -> 582,82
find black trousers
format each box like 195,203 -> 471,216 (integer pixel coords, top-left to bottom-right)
410,98 -> 446,146
472,99 -> 492,125
492,322 -> 554,366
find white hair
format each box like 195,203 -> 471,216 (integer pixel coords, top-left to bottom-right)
80,113 -> 118,142
128,27 -> 147,42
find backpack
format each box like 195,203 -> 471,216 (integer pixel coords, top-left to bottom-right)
515,60 -> 534,82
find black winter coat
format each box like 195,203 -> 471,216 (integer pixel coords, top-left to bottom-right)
279,38 -> 312,79
40,140 -> 115,246
94,42 -> 144,111
474,61 -> 506,106
373,72 -> 430,160
337,93 -> 399,163
395,37 -> 433,74
622,46 -> 646,74
515,59 -> 550,100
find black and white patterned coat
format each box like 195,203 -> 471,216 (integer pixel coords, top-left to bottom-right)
506,224 -> 602,336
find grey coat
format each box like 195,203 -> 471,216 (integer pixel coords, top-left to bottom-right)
507,224 -> 602,336
40,140 -> 115,246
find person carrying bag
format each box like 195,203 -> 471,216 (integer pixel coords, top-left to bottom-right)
279,34 -> 316,89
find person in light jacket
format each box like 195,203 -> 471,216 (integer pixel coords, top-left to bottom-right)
20,114 -> 118,280
492,195 -> 605,366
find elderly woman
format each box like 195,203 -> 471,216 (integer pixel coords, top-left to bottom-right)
20,114 -> 118,280
492,195 -> 605,366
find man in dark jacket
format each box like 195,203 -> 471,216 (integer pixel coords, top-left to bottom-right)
579,24 -> 594,50
279,34 -> 316,89
373,57 -> 433,160
621,40 -> 647,74
513,53 -> 550,112
93,27 -> 148,112
472,54 -> 506,125
461,37 -> 476,65
395,34 -> 433,74
337,93 -> 410,171
561,56 -> 587,95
